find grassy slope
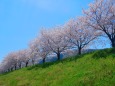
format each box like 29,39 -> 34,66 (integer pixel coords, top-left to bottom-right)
0,48 -> 115,86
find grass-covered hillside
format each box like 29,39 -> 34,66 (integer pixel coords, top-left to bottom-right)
0,48 -> 115,86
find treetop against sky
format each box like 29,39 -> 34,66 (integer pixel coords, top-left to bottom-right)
0,0 -> 93,62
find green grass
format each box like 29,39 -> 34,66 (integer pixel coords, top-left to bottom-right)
0,48 -> 115,86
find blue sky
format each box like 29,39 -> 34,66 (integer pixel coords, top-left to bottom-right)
0,0 -> 94,62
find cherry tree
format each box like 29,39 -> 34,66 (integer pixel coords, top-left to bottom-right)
28,44 -> 38,65
0,61 -> 8,73
1,58 -> 13,72
0,52 -> 18,72
16,50 -> 27,68
0,49 -> 35,72
21,49 -> 32,67
0,63 -> 4,73
29,39 -> 40,64
40,26 -> 70,60
83,0 -> 115,48
29,38 -> 50,63
65,17 -> 99,55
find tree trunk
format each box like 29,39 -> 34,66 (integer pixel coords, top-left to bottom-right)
19,63 -> 21,69
43,58 -> 45,63
32,59 -> 35,65
57,53 -> 61,60
14,65 -> 17,70
78,47 -> 82,55
10,67 -> 13,71
112,42 -> 115,48
8,69 -> 10,72
111,38 -> 115,48
25,61 -> 29,67
105,31 -> 115,48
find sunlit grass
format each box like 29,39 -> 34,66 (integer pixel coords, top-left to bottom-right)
0,48 -> 115,86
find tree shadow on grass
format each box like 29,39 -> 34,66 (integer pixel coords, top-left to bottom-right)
1,70 -> 15,76
27,54 -> 87,70
2,48 -> 114,74
92,48 -> 115,59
